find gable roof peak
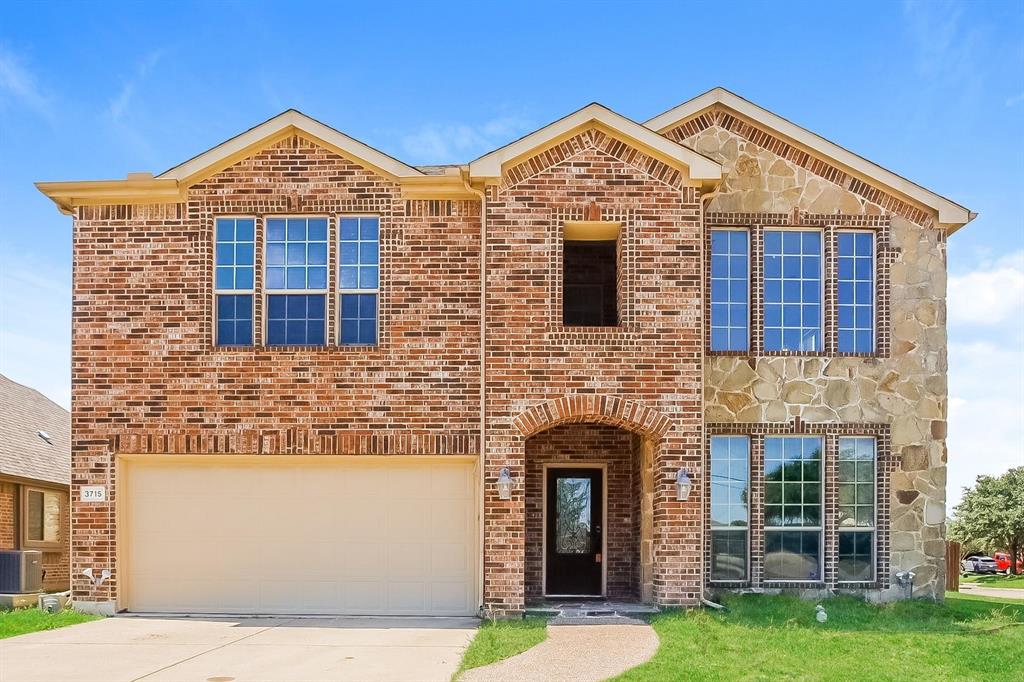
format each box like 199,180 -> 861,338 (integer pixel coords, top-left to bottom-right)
644,88 -> 974,231
469,101 -> 721,186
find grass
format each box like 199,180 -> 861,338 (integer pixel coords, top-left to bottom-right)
0,608 -> 100,640
961,573 -> 1024,589
455,615 -> 548,677
611,593 -> 1024,681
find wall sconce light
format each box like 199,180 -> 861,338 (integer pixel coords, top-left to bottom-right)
675,468 -> 692,501
497,467 -> 513,500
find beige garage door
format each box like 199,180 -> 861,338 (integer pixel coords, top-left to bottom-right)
124,456 -> 477,615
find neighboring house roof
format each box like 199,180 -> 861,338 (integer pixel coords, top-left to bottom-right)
644,87 -> 975,231
35,88 -> 975,230
0,374 -> 71,486
468,102 -> 722,189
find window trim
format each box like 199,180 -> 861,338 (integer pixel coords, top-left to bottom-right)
708,434 -> 751,583
836,229 -> 877,355
213,215 -> 257,347
762,227 -> 825,354
709,227 -> 751,352
763,435 -> 825,584
21,486 -> 65,550
836,436 -> 877,583
263,215 -> 330,347
337,215 -> 381,346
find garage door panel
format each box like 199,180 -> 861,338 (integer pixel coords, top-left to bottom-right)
125,457 -> 476,615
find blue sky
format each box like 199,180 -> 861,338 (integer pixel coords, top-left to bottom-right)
1,0 -> 1021,507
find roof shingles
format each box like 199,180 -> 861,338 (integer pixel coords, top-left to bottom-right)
0,374 -> 70,486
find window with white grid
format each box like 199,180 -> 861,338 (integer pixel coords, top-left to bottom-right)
710,436 -> 749,581
710,229 -> 749,351
837,231 -> 875,353
763,230 -> 822,352
837,436 -> 876,582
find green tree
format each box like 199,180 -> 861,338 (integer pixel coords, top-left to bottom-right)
949,467 -> 1024,574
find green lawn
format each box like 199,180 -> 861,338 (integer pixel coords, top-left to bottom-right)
962,573 -> 1024,588
455,615 -> 548,678
0,608 -> 100,640
613,593 -> 1024,681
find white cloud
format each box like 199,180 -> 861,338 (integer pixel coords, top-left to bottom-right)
0,45 -> 54,119
946,250 -> 1024,508
0,254 -> 71,409
107,50 -> 163,122
1007,92 -> 1024,108
400,114 -> 533,164
947,341 -> 1024,508
948,250 -> 1024,326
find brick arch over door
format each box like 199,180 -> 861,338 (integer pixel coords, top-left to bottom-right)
511,394 -> 674,441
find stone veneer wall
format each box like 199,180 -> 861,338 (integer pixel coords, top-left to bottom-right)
673,123 -> 948,598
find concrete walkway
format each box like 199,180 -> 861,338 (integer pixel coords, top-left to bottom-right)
0,615 -> 478,682
959,584 -> 1024,600
460,622 -> 659,682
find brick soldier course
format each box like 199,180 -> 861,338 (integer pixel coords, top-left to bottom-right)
38,88 -> 974,616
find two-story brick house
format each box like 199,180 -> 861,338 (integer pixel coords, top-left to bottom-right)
38,88 -> 973,616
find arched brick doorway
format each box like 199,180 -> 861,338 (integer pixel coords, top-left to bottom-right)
513,396 -> 673,605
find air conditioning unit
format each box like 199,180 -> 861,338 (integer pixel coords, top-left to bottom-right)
0,550 -> 43,593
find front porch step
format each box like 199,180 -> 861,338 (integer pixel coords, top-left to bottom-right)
526,600 -> 659,625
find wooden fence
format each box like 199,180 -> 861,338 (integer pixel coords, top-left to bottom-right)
945,540 -> 961,592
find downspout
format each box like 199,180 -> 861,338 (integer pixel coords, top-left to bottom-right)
463,171 -> 487,615
698,181 -> 722,610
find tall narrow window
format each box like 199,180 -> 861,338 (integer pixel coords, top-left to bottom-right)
710,230 -> 749,351
838,437 -> 876,582
710,436 -> 749,580
265,217 -> 328,346
764,230 -> 822,352
764,436 -> 823,581
563,222 -> 619,327
837,232 -> 875,353
214,217 -> 255,346
339,216 -> 379,345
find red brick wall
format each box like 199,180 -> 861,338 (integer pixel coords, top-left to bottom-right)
483,129 -> 705,614
0,482 -> 15,550
70,135 -> 482,604
524,425 -> 641,601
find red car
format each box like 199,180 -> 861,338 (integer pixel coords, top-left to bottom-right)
993,551 -> 1023,574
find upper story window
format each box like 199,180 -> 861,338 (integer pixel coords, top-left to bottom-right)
214,218 -> 255,346
837,232 -> 875,353
709,435 -> 750,581
710,230 -> 749,351
764,436 -> 823,582
837,437 -> 876,582
339,217 -> 379,345
266,218 -> 328,346
563,222 -> 620,327
763,230 -> 822,352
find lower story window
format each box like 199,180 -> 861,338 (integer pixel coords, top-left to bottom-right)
340,293 -> 377,345
24,488 -> 62,546
267,294 -> 326,346
764,530 -> 821,582
838,531 -> 874,582
711,531 -> 748,581
216,295 -> 253,346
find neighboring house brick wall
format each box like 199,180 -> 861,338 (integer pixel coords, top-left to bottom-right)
41,491 -> 71,592
69,135 -> 482,605
0,482 -> 14,550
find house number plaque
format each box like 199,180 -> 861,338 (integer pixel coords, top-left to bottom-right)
81,485 -> 107,502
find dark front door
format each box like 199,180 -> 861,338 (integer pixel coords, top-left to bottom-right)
545,467 -> 603,596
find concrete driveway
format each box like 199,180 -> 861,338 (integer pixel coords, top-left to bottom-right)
0,615 -> 478,682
